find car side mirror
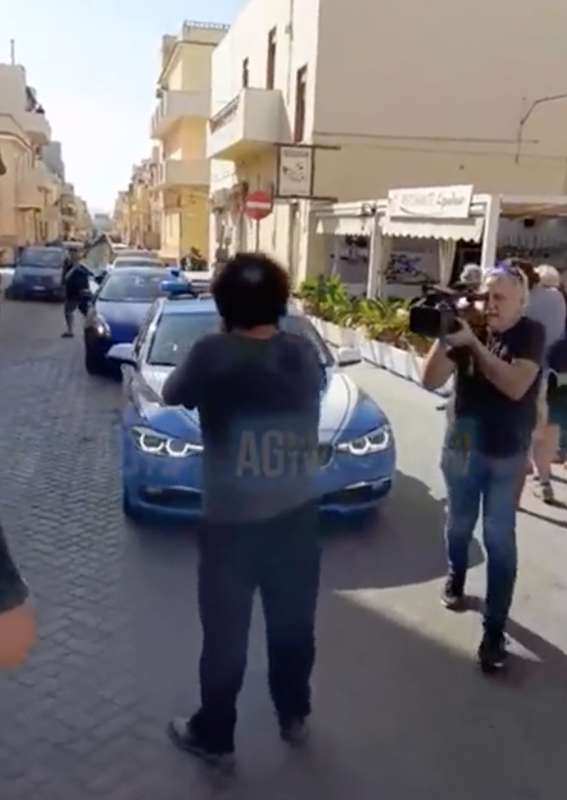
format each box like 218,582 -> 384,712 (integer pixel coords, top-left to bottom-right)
107,343 -> 136,367
336,346 -> 362,367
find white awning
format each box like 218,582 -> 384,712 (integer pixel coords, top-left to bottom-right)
316,215 -> 375,237
379,215 -> 484,243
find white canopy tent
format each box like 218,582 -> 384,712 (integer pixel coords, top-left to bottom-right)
316,188 -> 567,299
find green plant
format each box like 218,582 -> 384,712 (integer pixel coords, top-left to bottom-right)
299,276 -> 431,354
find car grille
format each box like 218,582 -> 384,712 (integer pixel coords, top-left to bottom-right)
141,488 -> 202,511
322,479 -> 392,507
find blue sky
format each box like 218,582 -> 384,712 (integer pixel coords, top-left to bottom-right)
4,0 -> 242,213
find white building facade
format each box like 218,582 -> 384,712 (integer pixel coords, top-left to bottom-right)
208,0 -> 567,286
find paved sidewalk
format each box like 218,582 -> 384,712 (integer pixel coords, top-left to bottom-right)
0,300 -> 566,800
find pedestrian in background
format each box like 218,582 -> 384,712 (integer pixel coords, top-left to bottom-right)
61,248 -> 91,338
163,253 -> 322,771
423,263 -> 544,673
516,262 -> 566,503
0,524 -> 35,670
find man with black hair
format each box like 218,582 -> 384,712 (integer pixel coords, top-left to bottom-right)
163,253 -> 322,770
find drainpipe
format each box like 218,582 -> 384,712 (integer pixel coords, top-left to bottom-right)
286,0 -> 295,106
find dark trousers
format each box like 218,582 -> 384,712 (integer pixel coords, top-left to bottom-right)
191,503 -> 321,754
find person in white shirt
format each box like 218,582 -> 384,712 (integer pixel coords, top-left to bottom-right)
524,264 -> 567,502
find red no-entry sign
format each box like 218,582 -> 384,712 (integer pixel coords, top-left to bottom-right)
245,190 -> 273,221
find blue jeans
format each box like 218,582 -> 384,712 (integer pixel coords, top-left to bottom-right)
441,446 -> 527,634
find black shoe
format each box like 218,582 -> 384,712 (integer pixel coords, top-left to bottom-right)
167,718 -> 235,773
441,576 -> 465,610
61,331 -> 74,338
478,631 -> 508,674
280,718 -> 310,747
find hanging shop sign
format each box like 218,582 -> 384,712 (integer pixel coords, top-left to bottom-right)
276,145 -> 314,199
388,185 -> 474,220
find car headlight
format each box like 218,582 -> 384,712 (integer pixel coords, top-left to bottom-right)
93,314 -> 111,337
131,426 -> 203,458
337,425 -> 391,456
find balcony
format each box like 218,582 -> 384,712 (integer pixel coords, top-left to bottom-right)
207,88 -> 290,161
156,158 -> 210,189
20,111 -> 51,145
151,90 -> 210,139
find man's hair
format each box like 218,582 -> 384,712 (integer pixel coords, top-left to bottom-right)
212,252 -> 290,330
536,264 -> 561,288
460,263 -> 482,286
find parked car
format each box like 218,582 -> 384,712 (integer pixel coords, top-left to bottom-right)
83,267 -> 173,375
7,246 -> 67,301
109,293 -> 396,522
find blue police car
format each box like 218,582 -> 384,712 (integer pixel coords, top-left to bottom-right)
83,267 -> 174,374
109,290 -> 396,521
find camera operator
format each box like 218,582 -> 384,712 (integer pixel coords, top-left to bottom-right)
162,253 -> 322,770
0,523 -> 35,669
423,264 -> 544,673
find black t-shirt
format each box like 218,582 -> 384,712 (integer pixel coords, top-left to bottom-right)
63,262 -> 90,299
162,331 -> 322,524
0,525 -> 28,614
447,317 -> 545,457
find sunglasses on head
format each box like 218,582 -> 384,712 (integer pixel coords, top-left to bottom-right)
486,263 -> 525,281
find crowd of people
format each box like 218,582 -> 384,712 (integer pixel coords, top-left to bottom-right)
1,250 -> 567,772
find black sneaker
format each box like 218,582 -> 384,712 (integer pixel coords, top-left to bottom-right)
61,331 -> 74,338
441,576 -> 465,611
478,631 -> 508,674
280,718 -> 310,747
167,718 -> 235,773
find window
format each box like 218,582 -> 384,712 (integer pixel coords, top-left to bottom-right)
267,28 -> 277,90
294,66 -> 307,142
242,58 -> 250,89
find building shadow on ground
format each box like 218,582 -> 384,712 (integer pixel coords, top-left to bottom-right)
319,470 -> 484,591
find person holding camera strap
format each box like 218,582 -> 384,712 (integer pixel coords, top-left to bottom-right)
423,264 -> 544,673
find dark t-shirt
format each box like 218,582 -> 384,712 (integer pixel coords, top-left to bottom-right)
63,262 -> 90,300
0,525 -> 28,614
447,316 -> 545,457
162,331 -> 322,524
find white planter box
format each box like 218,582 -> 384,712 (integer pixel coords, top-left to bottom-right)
309,315 -> 452,396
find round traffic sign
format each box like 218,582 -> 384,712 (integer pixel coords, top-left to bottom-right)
245,190 -> 273,221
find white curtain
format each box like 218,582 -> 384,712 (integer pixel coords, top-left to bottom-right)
438,239 -> 457,286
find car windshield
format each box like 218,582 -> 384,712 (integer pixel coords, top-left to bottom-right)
98,271 -> 167,302
20,248 -> 64,268
148,311 -> 334,367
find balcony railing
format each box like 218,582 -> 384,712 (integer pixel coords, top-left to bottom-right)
157,158 -> 210,188
20,111 -> 51,146
207,88 -> 290,161
151,90 -> 210,139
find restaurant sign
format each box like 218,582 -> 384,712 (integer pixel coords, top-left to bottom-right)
387,185 -> 474,220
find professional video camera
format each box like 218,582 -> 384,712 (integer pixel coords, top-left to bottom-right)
409,283 -> 487,340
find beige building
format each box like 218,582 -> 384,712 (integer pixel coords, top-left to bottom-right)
151,21 -> 228,261
0,63 -> 81,260
208,0 -> 567,285
112,152 -> 161,249
113,190 -> 131,244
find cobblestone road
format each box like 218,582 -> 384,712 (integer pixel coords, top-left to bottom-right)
1,300 -> 566,800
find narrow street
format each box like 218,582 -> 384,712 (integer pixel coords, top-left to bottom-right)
1,299 -> 567,800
